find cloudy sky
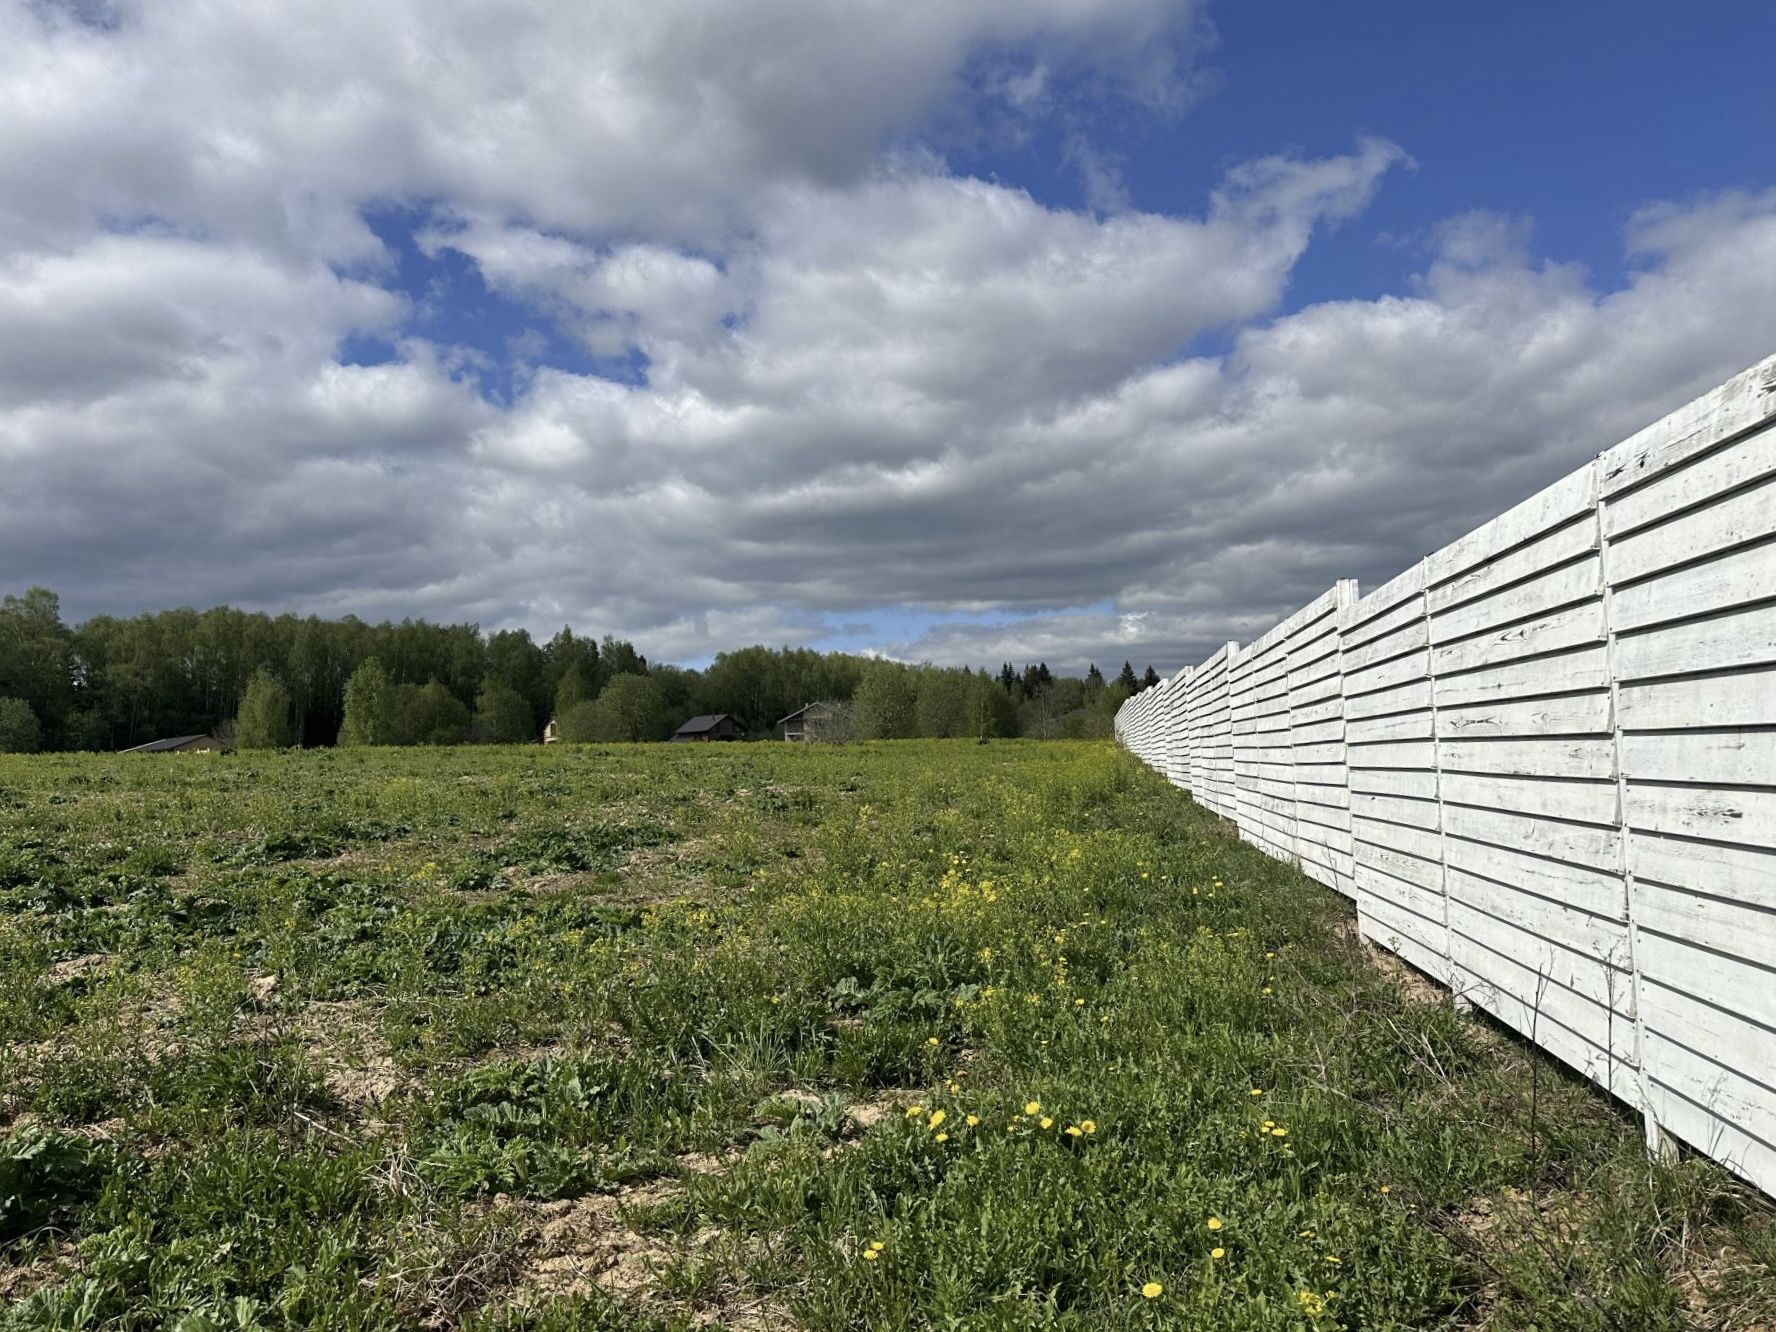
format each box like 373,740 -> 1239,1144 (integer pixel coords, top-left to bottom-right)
5,1 -> 1776,672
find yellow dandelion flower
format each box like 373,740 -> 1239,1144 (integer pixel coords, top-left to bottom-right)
965,1114 -> 979,1127
1271,1127 -> 1288,1138
1210,1247 -> 1225,1260
869,1241 -> 885,1251
1025,1101 -> 1041,1116
1065,1125 -> 1083,1138
934,1132 -> 949,1143
1141,1282 -> 1163,1299
1206,1217 -> 1223,1231
1324,1255 -> 1340,1265
1262,987 -> 1273,996
1249,1088 -> 1264,1096
928,1110 -> 946,1129
1262,1120 -> 1275,1129
1297,1290 -> 1326,1315
947,1080 -> 960,1093
905,1106 -> 923,1118
1081,1120 -> 1096,1134
1039,1116 -> 1054,1130
926,1036 -> 940,1047
862,1250 -> 879,1262
1379,1185 -> 1392,1194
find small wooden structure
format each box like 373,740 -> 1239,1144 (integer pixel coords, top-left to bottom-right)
671,713 -> 742,742
121,734 -> 226,754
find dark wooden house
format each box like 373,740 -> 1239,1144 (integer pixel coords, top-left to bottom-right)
671,713 -> 742,742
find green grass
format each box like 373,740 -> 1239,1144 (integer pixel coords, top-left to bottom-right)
1,741 -> 1771,1330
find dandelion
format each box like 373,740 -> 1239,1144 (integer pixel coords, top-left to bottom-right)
1210,1247 -> 1225,1260
1297,1290 -> 1326,1316
1206,1217 -> 1223,1231
1039,1116 -> 1054,1130
1262,986 -> 1273,996
1025,1101 -> 1041,1116
928,1110 -> 946,1129
926,1036 -> 940,1047
862,1250 -> 879,1262
905,1106 -> 923,1118
947,1080 -> 960,1093
1141,1282 -> 1163,1299
1324,1255 -> 1341,1265
1065,1125 -> 1083,1138
1271,1127 -> 1288,1138
1379,1185 -> 1392,1195
965,1114 -> 979,1127
1074,998 -> 1085,1007
1249,1088 -> 1264,1096
1081,1120 -> 1096,1134
935,1132 -> 949,1143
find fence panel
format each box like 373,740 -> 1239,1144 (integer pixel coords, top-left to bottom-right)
1600,358 -> 1776,1192
1191,644 -> 1238,820
1341,564 -> 1448,982
1288,582 -> 1358,896
1233,619 -> 1296,860
1424,463 -> 1636,1102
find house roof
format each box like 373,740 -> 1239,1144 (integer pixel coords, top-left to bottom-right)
673,713 -> 735,735
121,735 -> 212,753
774,705 -> 809,726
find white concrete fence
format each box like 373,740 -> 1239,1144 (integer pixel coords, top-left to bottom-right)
1116,353 -> 1776,1200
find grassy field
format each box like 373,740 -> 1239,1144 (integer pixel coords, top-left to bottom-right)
1,741 -> 1771,1331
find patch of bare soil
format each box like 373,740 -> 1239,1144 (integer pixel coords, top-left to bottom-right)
44,953 -> 114,985
1334,916 -> 1450,1008
509,1185 -> 695,1300
0,1242 -> 79,1306
243,988 -> 408,1110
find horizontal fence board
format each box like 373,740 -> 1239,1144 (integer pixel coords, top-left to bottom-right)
1438,736 -> 1617,779
1609,474 -> 1776,585
1614,602 -> 1776,680
1431,600 -> 1607,676
1429,514 -> 1601,616
1610,538 -> 1776,633
1433,646 -> 1610,706
1430,558 -> 1604,646
1439,772 -> 1620,825
1445,846 -> 1626,921
1438,693 -> 1614,739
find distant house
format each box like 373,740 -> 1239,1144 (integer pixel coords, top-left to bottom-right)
671,713 -> 742,742
775,700 -> 853,743
543,717 -> 559,744
121,734 -> 227,754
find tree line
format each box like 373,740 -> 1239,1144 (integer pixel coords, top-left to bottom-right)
0,587 -> 1163,752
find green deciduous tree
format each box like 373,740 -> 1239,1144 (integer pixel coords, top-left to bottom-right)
235,670 -> 293,749
581,674 -> 672,742
553,664 -> 594,720
0,697 -> 42,753
473,676 -> 535,744
338,658 -> 396,746
394,682 -> 471,746
853,664 -> 916,740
